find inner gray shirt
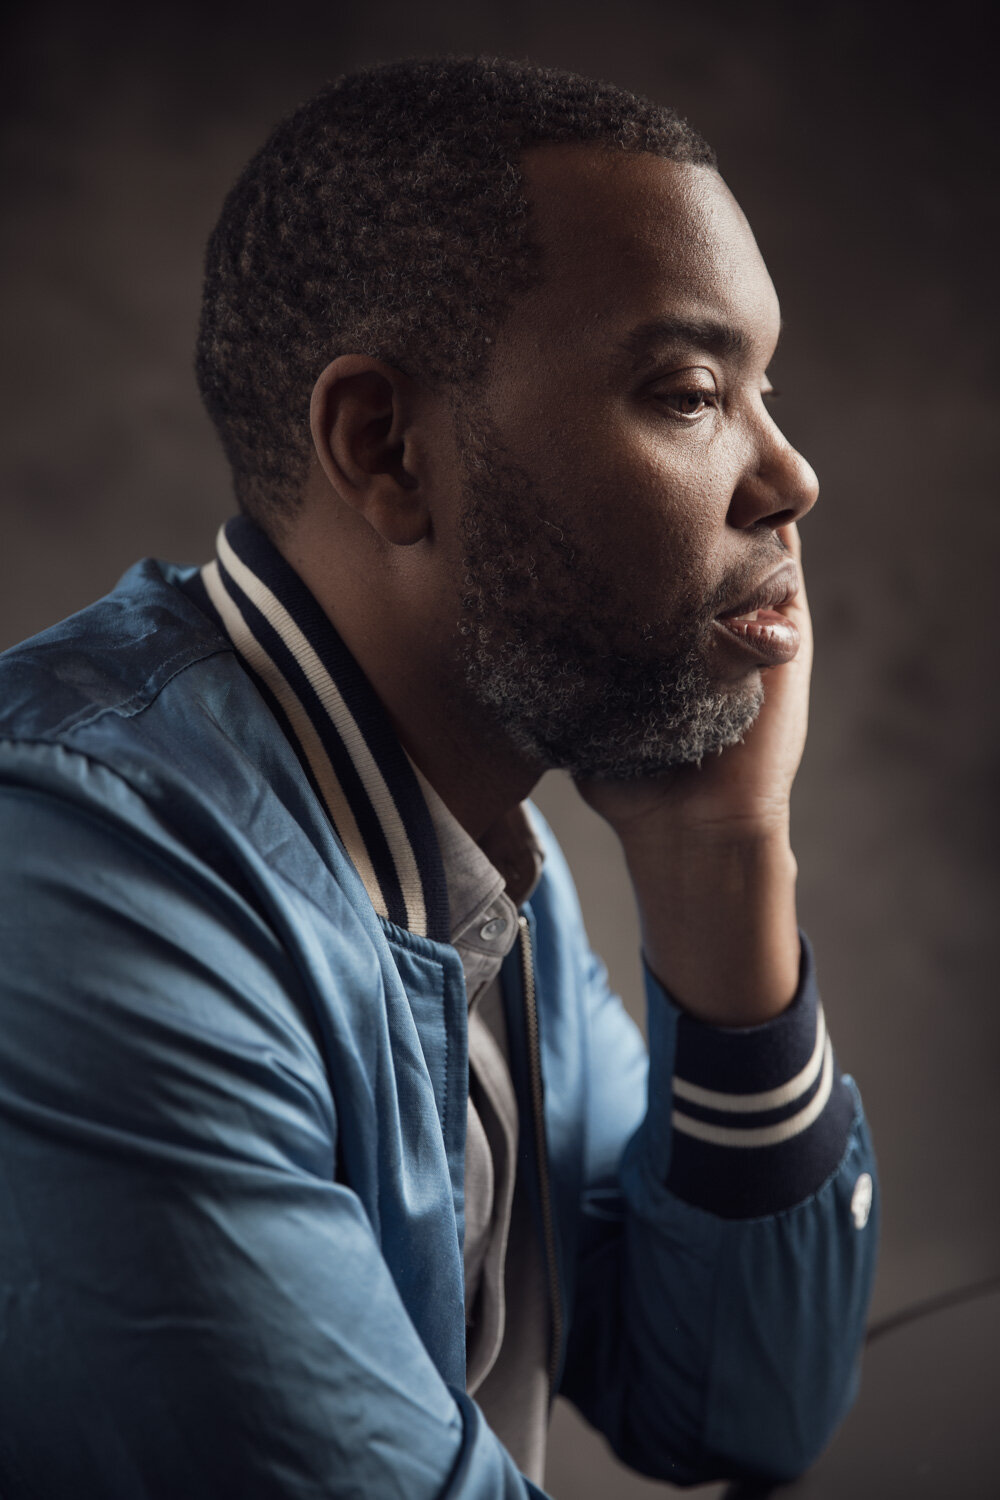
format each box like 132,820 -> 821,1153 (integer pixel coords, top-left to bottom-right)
419,778 -> 551,1486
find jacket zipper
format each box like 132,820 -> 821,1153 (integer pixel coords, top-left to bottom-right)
518,913 -> 564,1393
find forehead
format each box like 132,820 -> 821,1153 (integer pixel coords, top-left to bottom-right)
500,144 -> 780,369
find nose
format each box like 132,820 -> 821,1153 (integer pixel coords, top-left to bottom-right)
727,419 -> 819,532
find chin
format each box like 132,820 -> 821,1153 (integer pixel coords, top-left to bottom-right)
534,676 -> 765,781
462,623 -> 764,780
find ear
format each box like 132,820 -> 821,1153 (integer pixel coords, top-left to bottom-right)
309,355 -> 430,545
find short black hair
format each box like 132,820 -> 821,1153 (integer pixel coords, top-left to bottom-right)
195,56 -> 716,529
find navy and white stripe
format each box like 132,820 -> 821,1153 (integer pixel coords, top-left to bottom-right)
664,940 -> 857,1217
199,516 -> 450,941
672,1003 -> 831,1147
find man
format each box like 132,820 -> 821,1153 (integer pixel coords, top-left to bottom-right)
0,57 -> 877,1497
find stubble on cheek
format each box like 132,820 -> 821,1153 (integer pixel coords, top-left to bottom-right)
453,423 -> 765,777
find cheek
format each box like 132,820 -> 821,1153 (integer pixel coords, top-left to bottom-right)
568,439 -> 724,604
504,396 -> 734,610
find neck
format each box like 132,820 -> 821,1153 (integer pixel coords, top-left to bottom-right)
277,512 -> 543,844
393,704 -> 542,846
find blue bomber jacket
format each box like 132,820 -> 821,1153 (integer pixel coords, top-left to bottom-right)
0,518 -> 878,1498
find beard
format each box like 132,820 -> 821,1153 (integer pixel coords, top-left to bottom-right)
453,408 -> 767,781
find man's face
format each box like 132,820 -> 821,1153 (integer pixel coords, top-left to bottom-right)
448,145 -> 819,780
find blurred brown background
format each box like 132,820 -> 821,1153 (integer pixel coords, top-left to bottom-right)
2,1 -> 997,1494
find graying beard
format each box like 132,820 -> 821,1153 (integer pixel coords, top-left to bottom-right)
460,620 -> 763,779
452,404 -> 764,779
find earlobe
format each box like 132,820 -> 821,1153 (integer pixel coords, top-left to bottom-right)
309,356 -> 431,545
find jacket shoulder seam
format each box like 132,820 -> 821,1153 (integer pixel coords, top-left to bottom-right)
18,641 -> 234,743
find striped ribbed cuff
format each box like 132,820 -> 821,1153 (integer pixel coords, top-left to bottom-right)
647,935 -> 856,1219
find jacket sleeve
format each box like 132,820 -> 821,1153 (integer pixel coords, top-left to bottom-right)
547,840 -> 879,1486
0,769 -> 547,1500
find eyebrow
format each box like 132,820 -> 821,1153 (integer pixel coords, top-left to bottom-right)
620,315 -> 779,371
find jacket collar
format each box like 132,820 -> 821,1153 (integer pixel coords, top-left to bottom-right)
201,516 -> 451,941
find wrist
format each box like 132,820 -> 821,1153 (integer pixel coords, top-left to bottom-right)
627,827 -> 800,1027
622,814 -> 795,889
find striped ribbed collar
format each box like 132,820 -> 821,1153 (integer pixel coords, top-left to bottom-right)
200,515 -> 451,942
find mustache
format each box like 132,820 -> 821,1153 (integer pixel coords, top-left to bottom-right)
696,539 -> 793,623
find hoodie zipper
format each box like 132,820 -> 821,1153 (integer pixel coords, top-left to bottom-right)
518,913 -> 563,1392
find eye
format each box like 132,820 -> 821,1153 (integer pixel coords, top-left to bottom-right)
662,389 -> 715,417
650,377 -> 719,421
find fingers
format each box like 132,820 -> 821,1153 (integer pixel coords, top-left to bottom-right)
778,521 -> 801,561
777,522 -> 808,615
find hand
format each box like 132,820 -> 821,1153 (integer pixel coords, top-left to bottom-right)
575,524 -> 810,1024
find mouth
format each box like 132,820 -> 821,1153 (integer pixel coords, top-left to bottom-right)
713,562 -> 801,666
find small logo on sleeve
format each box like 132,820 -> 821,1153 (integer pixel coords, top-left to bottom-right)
850,1172 -> 873,1229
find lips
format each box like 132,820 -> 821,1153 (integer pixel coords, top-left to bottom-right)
714,562 -> 801,665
